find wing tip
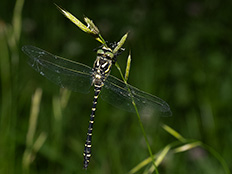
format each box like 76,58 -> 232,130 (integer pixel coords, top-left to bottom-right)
161,102 -> 172,117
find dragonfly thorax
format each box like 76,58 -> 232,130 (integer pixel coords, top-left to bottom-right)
92,46 -> 114,87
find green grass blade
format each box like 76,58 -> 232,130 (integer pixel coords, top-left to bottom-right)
22,88 -> 47,173
129,145 -> 172,174
12,0 -> 24,42
0,21 -> 14,174
124,51 -> 131,82
201,143 -> 231,174
55,4 -> 105,44
163,124 -> 230,174
115,59 -> 159,174
113,32 -> 128,54
26,88 -> 42,146
162,124 -> 186,142
174,141 -> 202,153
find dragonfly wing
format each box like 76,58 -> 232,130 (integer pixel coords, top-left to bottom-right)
22,45 -> 93,93
101,75 -> 172,117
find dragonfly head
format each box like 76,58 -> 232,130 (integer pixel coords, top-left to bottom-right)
97,46 -> 114,60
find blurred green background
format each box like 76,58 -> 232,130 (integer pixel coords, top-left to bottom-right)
0,0 -> 232,173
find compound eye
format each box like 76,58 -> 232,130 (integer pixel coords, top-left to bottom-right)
105,51 -> 114,59
97,49 -> 104,55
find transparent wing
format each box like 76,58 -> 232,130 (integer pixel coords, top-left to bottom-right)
22,45 -> 171,117
22,45 -> 93,93
101,75 -> 172,117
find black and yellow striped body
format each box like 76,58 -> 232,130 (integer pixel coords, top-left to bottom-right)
83,46 -> 114,169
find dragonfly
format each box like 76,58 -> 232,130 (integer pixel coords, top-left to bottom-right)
22,44 -> 172,168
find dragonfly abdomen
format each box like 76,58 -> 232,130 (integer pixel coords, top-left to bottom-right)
83,46 -> 115,168
83,86 -> 101,169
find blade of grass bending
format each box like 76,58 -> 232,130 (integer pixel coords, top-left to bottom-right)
55,4 -> 91,34
55,4 -> 105,44
147,145 -> 172,174
174,141 -> 201,153
201,143 -> 230,174
129,144 -> 171,174
174,140 -> 230,174
115,61 -> 159,174
162,124 -> 186,142
83,17 -> 107,45
163,124 -> 230,174
84,17 -> 99,35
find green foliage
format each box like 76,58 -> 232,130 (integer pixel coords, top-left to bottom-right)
1,0 -> 232,174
